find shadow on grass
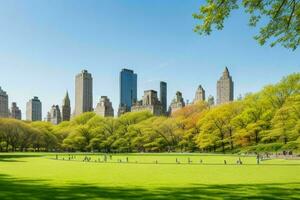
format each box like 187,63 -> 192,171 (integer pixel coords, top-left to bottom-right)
0,174 -> 299,200
0,154 -> 43,162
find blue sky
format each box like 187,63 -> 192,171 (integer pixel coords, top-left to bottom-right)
0,0 -> 299,119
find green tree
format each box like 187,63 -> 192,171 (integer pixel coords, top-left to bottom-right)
193,0 -> 300,50
196,102 -> 242,153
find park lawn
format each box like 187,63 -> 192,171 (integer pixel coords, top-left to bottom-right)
0,153 -> 300,200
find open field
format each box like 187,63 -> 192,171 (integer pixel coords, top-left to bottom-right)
0,153 -> 300,200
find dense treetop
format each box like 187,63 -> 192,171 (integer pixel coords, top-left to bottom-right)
193,0 -> 300,50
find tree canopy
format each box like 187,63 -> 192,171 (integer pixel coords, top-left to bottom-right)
193,0 -> 300,50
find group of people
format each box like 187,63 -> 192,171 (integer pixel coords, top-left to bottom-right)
54,154 -> 265,165
55,154 -> 76,161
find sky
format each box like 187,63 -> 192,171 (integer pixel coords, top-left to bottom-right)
0,0 -> 299,119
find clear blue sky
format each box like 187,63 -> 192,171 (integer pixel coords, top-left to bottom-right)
0,0 -> 299,119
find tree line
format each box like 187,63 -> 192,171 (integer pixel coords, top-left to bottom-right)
0,73 -> 299,153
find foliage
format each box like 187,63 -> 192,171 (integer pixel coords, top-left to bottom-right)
193,0 -> 300,50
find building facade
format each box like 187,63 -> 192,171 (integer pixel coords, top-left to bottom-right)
131,90 -> 162,116
169,91 -> 185,115
49,105 -> 61,125
62,91 -> 71,121
75,70 -> 93,116
160,81 -> 167,115
217,67 -> 234,104
0,87 -> 9,118
10,102 -> 21,120
95,96 -> 114,117
194,85 -> 205,103
26,96 -> 42,121
119,68 -> 137,115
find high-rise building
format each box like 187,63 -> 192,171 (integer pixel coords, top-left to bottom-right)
95,96 -> 114,117
0,87 -> 9,118
62,91 -> 71,121
75,70 -> 93,116
217,67 -> 234,104
10,102 -> 21,120
46,112 -> 51,122
26,97 -> 42,121
131,90 -> 162,116
119,68 -> 137,115
49,105 -> 61,125
160,81 -> 167,115
169,91 -> 185,115
194,85 -> 205,103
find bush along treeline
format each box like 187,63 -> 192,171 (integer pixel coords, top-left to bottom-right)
0,73 -> 299,153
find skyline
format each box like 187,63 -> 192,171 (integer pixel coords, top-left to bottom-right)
0,66 -> 296,119
0,0 -> 299,118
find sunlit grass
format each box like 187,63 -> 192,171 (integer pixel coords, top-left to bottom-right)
0,153 -> 299,199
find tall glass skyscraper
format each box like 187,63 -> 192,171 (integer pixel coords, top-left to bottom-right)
119,69 -> 137,111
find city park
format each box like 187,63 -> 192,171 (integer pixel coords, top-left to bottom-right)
0,71 -> 299,199
0,0 -> 300,199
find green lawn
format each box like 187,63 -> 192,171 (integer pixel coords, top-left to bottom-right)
0,153 -> 300,199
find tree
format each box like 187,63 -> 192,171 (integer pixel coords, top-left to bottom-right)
172,102 -> 209,151
232,93 -> 271,147
262,94 -> 300,149
193,0 -> 300,50
196,102 -> 243,153
30,121 -> 57,151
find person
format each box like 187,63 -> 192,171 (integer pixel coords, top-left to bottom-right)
126,157 -> 129,163
257,154 -> 260,165
238,157 -> 242,165
56,154 -> 58,160
200,159 -> 203,164
176,158 -> 178,163
224,160 -> 227,165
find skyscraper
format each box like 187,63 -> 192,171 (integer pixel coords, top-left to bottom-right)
75,70 -> 93,116
131,90 -> 163,116
26,96 -> 42,121
0,87 -> 9,118
160,81 -> 167,115
49,105 -> 61,125
194,85 -> 205,103
62,91 -> 71,121
169,91 -> 185,115
10,102 -> 21,120
119,68 -> 137,114
95,96 -> 114,117
217,67 -> 234,104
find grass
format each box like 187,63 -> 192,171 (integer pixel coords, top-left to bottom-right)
0,153 -> 300,199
